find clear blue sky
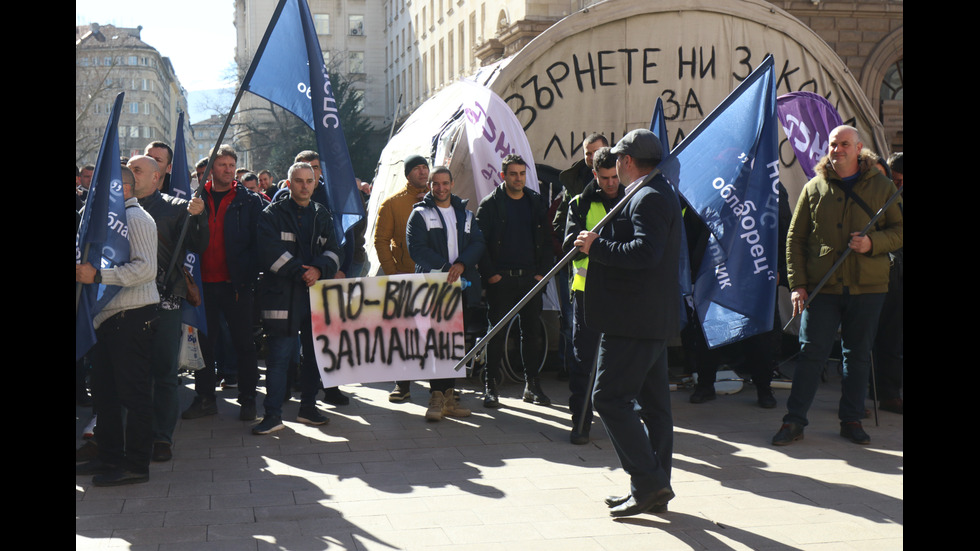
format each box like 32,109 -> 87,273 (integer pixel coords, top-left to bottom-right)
76,0 -> 238,123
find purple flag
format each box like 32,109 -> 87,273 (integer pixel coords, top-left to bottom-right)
775,92 -> 842,180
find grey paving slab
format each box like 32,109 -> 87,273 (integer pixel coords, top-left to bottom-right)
76,361 -> 902,550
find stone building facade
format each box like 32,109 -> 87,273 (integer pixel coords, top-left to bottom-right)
75,24 -> 191,165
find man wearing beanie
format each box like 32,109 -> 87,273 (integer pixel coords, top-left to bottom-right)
374,154 -> 431,402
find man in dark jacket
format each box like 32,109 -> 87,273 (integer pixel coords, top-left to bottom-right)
406,166 -> 483,421
129,155 -> 208,462
251,162 -> 343,434
181,144 -> 265,422
476,154 -> 554,408
575,129 -> 681,517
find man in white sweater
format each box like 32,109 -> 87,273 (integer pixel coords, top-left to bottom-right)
75,165 -> 161,487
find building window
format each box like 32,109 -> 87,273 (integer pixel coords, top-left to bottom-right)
880,59 -> 903,101
349,15 -> 364,36
130,102 -> 140,114
128,55 -> 138,65
314,14 -> 330,35
349,51 -> 365,74
322,50 -> 331,69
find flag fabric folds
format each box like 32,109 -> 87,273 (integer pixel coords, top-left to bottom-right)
775,91 -> 842,180
658,56 -> 780,348
76,92 -> 128,360
648,98 -> 692,330
240,0 -> 365,241
168,112 -> 208,333
458,79 -> 540,201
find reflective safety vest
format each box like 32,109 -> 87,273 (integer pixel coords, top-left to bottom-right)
571,198 -> 608,292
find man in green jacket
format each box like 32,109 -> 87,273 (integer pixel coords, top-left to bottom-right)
772,125 -> 903,447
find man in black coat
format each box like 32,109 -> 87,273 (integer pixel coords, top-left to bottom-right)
574,129 -> 681,517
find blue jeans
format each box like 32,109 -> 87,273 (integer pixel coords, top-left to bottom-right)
784,292 -> 886,426
264,332 -> 320,420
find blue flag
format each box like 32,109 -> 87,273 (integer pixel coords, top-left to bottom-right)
648,98 -> 670,154
658,56 -> 780,348
76,92 -> 129,360
168,112 -> 208,334
648,98 -> 692,330
240,0 -> 365,242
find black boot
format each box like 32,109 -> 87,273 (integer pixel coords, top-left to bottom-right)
523,377 -> 551,406
484,378 -> 500,408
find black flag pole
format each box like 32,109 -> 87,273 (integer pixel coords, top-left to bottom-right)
453,167 -> 664,371
780,185 -> 903,333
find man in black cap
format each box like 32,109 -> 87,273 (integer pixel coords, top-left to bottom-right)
373,154 -> 431,402
575,129 -> 682,517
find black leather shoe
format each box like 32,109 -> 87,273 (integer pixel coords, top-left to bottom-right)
152,441 -> 172,462
239,398 -> 257,421
609,487 -> 674,517
483,380 -> 500,408
757,386 -> 777,409
604,494 -> 630,508
605,493 -> 667,513
76,459 -> 115,476
840,421 -> 871,444
322,387 -> 350,406
879,398 -> 903,414
689,385 -> 716,404
772,422 -> 804,446
523,378 -> 552,406
92,469 -> 149,487
569,429 -> 589,445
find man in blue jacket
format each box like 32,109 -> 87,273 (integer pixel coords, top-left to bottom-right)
251,162 -> 343,434
406,166 -> 483,421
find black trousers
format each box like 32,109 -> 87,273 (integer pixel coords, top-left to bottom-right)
90,304 -> 158,473
485,273 -> 544,381
196,281 -> 258,402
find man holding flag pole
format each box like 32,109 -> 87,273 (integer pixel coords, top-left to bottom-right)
772,125 -> 903,446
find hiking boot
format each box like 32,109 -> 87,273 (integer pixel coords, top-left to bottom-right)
441,389 -> 471,418
182,396 -> 217,419
389,382 -> 411,403
425,391 -> 445,421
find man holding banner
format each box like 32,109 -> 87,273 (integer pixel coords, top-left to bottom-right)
252,162 -> 343,435
406,166 -> 482,421
374,154 -> 431,403
575,129 -> 680,517
773,125 -> 903,446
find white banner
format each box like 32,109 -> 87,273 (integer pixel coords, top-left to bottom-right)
310,272 -> 466,387
459,79 -> 539,201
